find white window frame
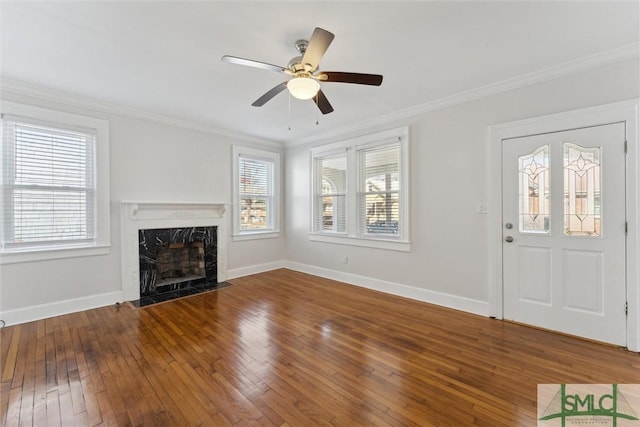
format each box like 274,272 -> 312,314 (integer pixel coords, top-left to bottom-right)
309,126 -> 410,252
0,101 -> 110,264
232,146 -> 280,241
312,149 -> 348,235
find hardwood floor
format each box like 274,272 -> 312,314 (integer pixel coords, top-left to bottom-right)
1,269 -> 639,426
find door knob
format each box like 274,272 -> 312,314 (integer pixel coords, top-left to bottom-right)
505,223 -> 513,229
504,236 -> 514,243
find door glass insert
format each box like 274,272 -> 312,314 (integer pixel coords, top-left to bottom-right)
564,143 -> 601,236
518,145 -> 550,233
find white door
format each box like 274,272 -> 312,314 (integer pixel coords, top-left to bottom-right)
502,123 -> 626,346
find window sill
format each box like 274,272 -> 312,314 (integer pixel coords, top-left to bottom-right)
309,233 -> 411,252
0,244 -> 111,265
232,231 -> 281,242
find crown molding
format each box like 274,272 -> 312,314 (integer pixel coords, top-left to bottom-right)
286,42 -> 640,147
0,79 -> 283,148
2,42 -> 637,149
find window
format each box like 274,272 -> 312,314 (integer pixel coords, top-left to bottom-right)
358,144 -> 400,236
1,101 -> 110,262
313,153 -> 347,233
232,146 -> 280,240
310,127 -> 410,252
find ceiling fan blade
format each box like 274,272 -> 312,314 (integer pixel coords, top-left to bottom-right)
222,55 -> 290,74
318,72 -> 383,86
313,89 -> 334,115
252,82 -> 288,107
301,28 -> 335,71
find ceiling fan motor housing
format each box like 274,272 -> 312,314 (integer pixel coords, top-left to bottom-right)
289,39 -> 313,73
287,56 -> 304,71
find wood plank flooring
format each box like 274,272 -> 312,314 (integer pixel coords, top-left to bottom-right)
1,268 -> 639,426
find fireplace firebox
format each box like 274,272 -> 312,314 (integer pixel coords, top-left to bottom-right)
139,226 -> 217,296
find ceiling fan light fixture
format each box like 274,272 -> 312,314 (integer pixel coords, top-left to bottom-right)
287,75 -> 320,100
222,27 -> 382,115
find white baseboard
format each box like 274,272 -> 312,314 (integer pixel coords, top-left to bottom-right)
1,260 -> 489,326
226,260 -> 286,280
0,290 -> 123,327
283,261 -> 490,317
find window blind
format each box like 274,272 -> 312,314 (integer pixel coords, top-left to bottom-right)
239,155 -> 273,230
313,153 -> 347,233
2,117 -> 96,248
358,143 -> 400,236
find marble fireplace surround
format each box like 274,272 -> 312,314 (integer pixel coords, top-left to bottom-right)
120,201 -> 228,301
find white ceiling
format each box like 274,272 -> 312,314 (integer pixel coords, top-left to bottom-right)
2,1 -> 639,144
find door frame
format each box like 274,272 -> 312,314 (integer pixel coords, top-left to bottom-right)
488,99 -> 640,351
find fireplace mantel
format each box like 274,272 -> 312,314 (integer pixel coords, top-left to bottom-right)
123,201 -> 226,221
120,201 -> 229,301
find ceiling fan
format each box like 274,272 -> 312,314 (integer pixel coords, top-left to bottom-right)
221,27 -> 383,115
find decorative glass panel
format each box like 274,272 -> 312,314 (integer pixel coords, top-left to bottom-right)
564,143 -> 601,236
518,145 -> 550,233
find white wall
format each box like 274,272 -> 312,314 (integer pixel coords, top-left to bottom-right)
0,90 -> 285,324
1,58 -> 637,326
284,58 -> 640,315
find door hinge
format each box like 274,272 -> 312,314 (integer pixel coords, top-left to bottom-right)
625,301 -> 628,316
625,221 -> 628,235
624,140 -> 628,154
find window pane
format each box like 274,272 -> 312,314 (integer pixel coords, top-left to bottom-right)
238,154 -> 274,232
319,156 -> 347,194
2,120 -> 95,246
15,125 -> 89,187
314,155 -> 346,233
359,144 -> 401,236
363,146 -> 399,191
317,194 -> 346,233
518,145 -> 550,233
239,158 -> 271,196
564,143 -> 601,236
362,192 -> 399,235
12,189 -> 89,242
240,197 -> 270,230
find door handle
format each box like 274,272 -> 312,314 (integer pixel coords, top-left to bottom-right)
504,236 -> 514,243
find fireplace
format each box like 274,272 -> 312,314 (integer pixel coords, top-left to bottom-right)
139,226 -> 217,296
120,202 -> 228,303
